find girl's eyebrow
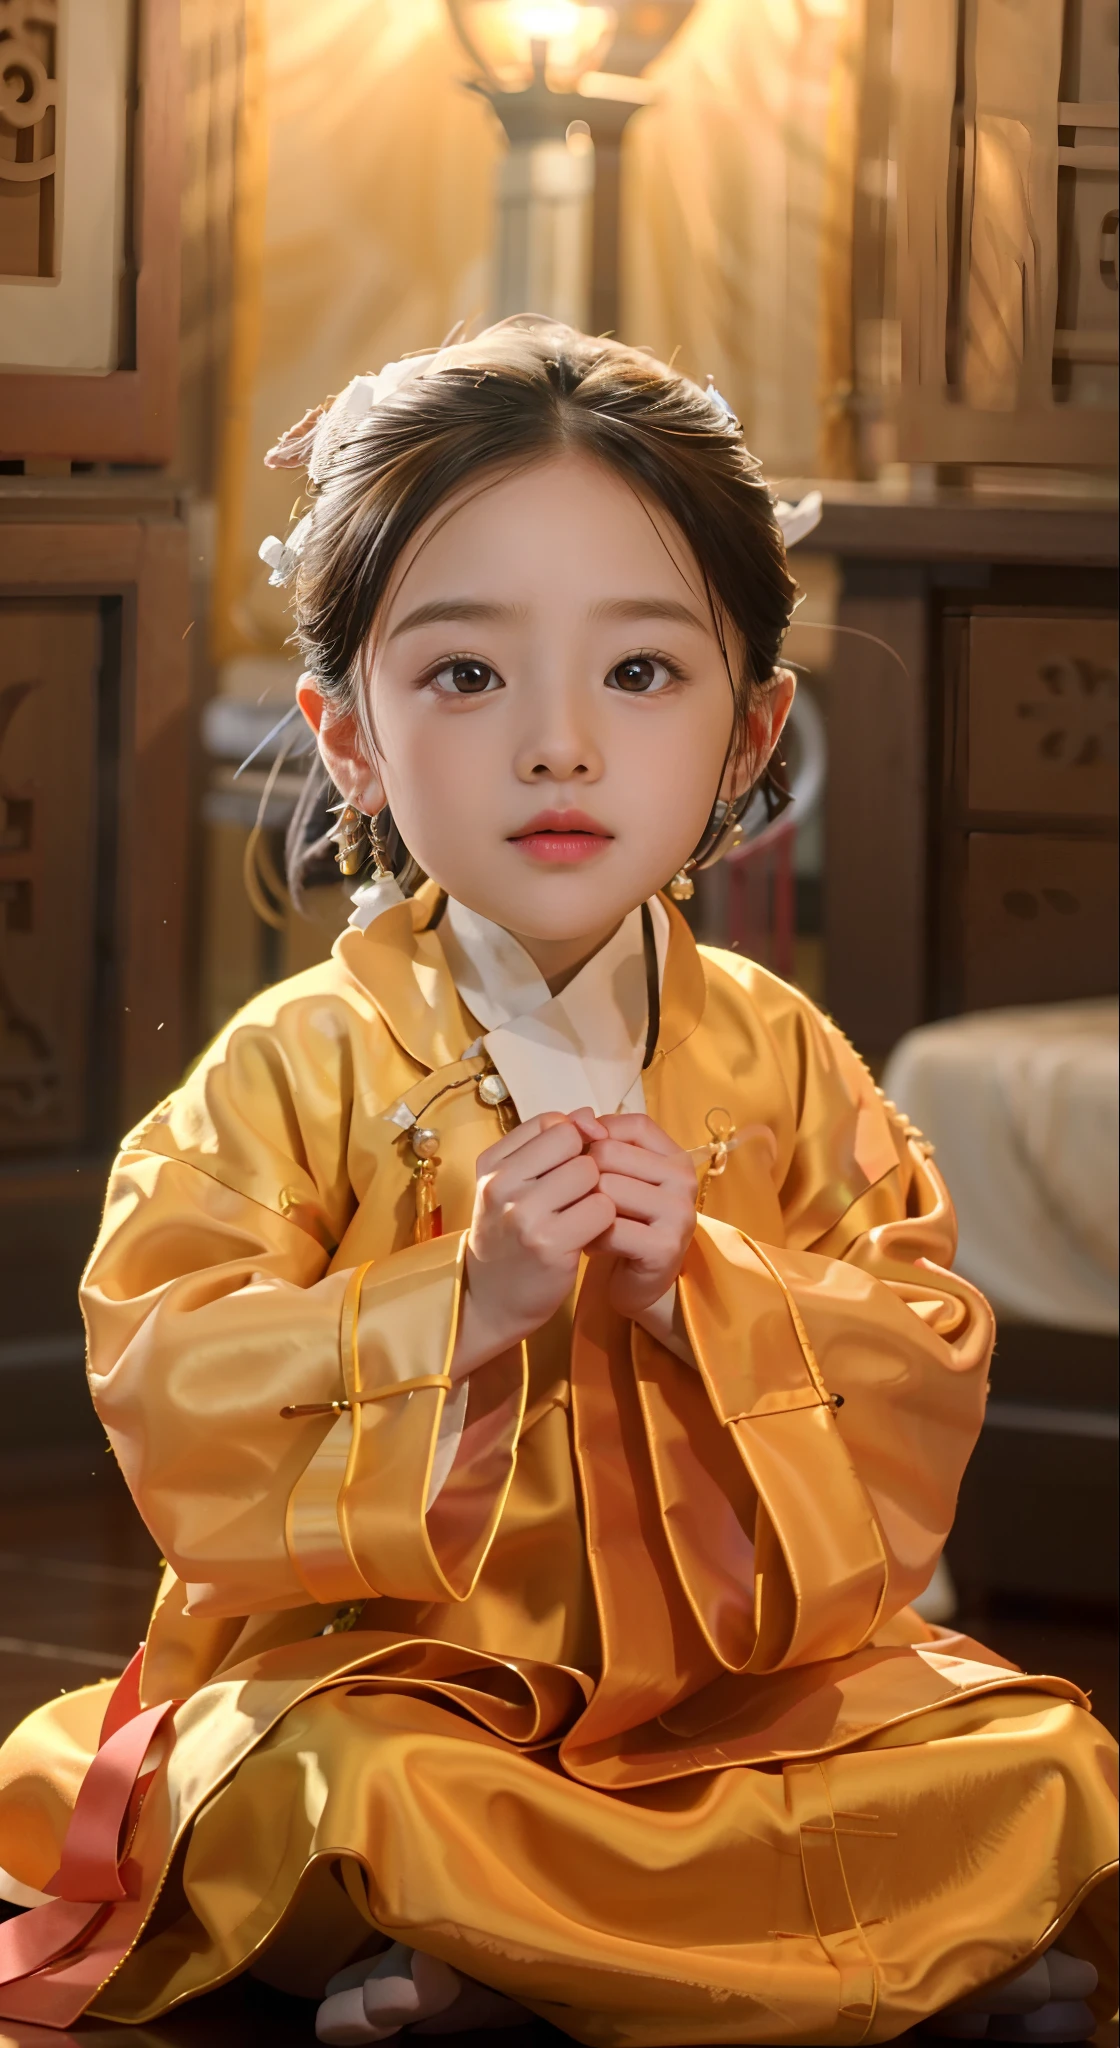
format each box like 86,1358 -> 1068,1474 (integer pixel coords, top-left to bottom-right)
590,596 -> 710,631
386,594 -> 709,640
388,598 -> 525,638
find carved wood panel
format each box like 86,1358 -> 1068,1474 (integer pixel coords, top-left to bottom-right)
0,0 -> 59,279
856,0 -> 1119,468
1055,0 -> 1120,407
962,831 -> 1118,1009
967,614 -> 1119,816
0,0 -> 181,461
0,600 -> 100,1151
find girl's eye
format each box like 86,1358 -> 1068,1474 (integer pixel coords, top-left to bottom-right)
607,655 -> 677,694
430,659 -> 501,696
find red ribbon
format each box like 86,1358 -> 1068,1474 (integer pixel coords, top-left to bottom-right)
0,1647 -> 182,2029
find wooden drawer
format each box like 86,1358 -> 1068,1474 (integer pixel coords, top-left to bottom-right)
0,602 -> 101,1152
967,614 -> 1118,818
961,832 -> 1118,1010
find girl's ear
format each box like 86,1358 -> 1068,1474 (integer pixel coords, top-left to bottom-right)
296,674 -> 386,814
722,668 -> 797,802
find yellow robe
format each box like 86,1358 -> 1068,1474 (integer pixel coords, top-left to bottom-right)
0,890 -> 1115,2041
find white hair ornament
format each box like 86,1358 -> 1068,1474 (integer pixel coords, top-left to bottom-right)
703,375 -> 823,546
773,489 -> 823,547
258,353 -> 440,587
259,355 -> 822,588
259,511 -> 314,588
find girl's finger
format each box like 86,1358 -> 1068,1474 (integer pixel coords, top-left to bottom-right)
541,1190 -> 616,1254
477,1109 -> 571,1169
515,1154 -> 600,1222
569,1106 -> 609,1144
596,1172 -> 665,1222
590,1216 -> 656,1261
476,1109 -> 570,1174
589,1139 -> 691,1187
597,1113 -> 686,1160
482,1118 -> 584,1189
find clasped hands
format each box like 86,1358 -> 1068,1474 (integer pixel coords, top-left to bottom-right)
452,1110 -> 698,1381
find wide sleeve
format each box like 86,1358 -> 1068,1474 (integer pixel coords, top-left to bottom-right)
642,1003 -> 993,1676
82,1013 -> 525,1621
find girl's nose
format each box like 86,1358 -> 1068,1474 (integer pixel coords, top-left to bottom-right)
513,687 -> 603,784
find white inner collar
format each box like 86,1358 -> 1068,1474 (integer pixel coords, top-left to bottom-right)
440,894 -> 670,1124
438,898 -> 551,1032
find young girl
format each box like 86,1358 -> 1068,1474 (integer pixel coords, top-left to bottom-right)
0,321 -> 1115,2045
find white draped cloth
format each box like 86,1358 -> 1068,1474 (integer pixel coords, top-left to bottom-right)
883,1001 -> 1119,1336
350,879 -> 670,1120
438,894 -> 670,1124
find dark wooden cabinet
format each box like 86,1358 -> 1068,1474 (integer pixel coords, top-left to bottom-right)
0,0 -> 187,1451
0,480 -> 192,1443
809,489 -> 1118,1060
963,615 -> 1118,819
957,830 -> 1117,1011
939,605 -> 1118,1018
806,485 -> 1118,1613
1,601 -> 102,1146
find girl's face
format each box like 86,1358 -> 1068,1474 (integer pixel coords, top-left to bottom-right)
301,451 -> 792,955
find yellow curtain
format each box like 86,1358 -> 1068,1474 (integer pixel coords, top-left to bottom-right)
211,0 -> 864,664
622,0 -> 864,479
213,0 -> 497,663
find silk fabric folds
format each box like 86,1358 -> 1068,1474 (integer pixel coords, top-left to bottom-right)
0,890 -> 1115,2039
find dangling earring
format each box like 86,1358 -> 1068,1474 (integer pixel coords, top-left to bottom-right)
328,803 -> 369,877
669,790 -> 751,902
328,802 -> 396,883
366,809 -> 393,882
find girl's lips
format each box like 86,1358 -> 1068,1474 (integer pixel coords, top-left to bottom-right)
508,811 -> 614,866
512,832 -> 611,864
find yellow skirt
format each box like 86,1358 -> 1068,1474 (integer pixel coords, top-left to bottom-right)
59,1682 -> 1113,2044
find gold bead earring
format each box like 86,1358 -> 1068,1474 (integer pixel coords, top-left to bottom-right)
328,803 -> 369,877
668,866 -> 695,902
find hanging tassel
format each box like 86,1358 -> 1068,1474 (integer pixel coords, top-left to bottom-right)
696,1107 -> 734,1213
411,1127 -> 442,1242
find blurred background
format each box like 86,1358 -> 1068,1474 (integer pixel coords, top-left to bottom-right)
0,0 -> 1116,1743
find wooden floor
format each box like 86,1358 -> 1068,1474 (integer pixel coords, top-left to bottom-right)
0,1978 -> 1115,2048
1,1447 -> 1116,2048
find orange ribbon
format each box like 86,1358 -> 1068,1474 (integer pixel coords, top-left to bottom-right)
0,1647 -> 182,2029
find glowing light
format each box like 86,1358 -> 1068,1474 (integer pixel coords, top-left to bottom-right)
512,3 -> 595,36
446,0 -> 618,93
